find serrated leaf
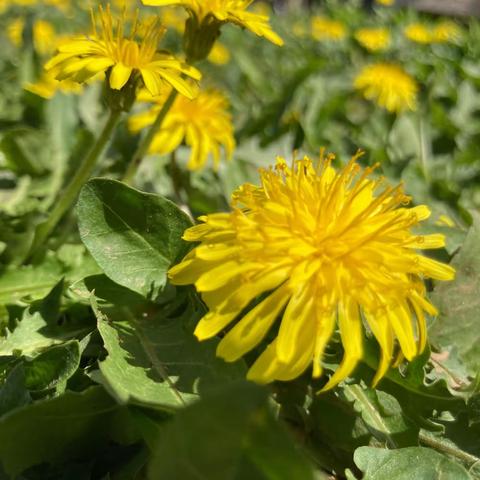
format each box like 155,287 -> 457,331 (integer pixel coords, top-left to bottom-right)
343,385 -> 419,448
24,340 -> 81,392
0,283 -> 90,357
77,178 -> 192,299
431,211 -> 480,374
92,298 -> 246,410
0,257 -> 64,305
353,446 -> 472,480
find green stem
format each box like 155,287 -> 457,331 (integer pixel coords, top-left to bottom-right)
122,89 -> 178,184
419,430 -> 480,470
28,108 -> 122,260
169,150 -> 183,204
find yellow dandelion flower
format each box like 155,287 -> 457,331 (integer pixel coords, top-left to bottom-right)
355,28 -> 390,52
375,0 -> 394,5
128,88 -> 235,170
354,63 -> 418,113
311,16 -> 346,42
169,153 -> 455,389
404,23 -> 432,44
208,42 -> 231,65
432,21 -> 461,43
44,5 -> 201,99
24,69 -> 83,99
7,18 -> 57,56
140,0 -> 284,55
161,8 -> 188,33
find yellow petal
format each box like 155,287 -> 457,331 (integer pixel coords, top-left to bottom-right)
216,284 -> 290,362
276,284 -> 315,363
321,298 -> 363,391
109,63 -> 133,90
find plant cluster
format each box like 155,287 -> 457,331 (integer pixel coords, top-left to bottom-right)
0,0 -> 479,479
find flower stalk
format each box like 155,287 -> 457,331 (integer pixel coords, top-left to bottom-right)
27,108 -> 122,260
122,88 -> 178,184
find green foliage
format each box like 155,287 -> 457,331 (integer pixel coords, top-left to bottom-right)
431,212 -> 480,374
77,179 -> 192,299
147,382 -> 315,480
352,446 -> 472,479
0,0 -> 479,478
93,297 -> 246,410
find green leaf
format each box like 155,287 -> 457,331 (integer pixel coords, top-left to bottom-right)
0,282 -> 90,357
92,298 -> 246,410
0,256 -> 64,305
147,382 -> 315,480
353,446 -> 472,480
24,341 -> 81,392
77,178 -> 192,299
0,386 -> 137,476
0,363 -> 30,416
431,211 -> 480,374
0,128 -> 46,176
343,385 -> 419,448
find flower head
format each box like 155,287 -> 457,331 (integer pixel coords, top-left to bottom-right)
355,28 -> 390,52
311,16 -> 346,42
169,153 -> 455,389
354,63 -> 418,113
141,0 -> 283,56
8,18 -> 57,56
404,23 -> 432,44
45,5 -> 201,99
128,87 -> 235,170
375,0 -> 394,5
432,21 -> 461,43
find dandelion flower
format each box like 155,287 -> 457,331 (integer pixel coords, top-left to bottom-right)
8,18 -> 57,56
311,16 -> 346,42
169,153 -> 455,389
355,28 -> 390,52
354,63 -> 418,113
45,5 -> 201,98
432,21 -> 461,43
375,0 -> 394,5
404,23 -> 432,44
141,0 -> 283,46
128,88 -> 235,170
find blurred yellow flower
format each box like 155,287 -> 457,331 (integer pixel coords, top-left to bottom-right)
432,21 -> 461,43
129,88 -> 235,170
208,42 -> 231,65
354,63 -> 418,113
161,7 -> 188,33
8,18 -> 57,55
169,153 -> 454,388
45,5 -> 201,98
311,16 -> 346,42
404,23 -> 432,44
141,0 -> 283,46
355,28 -> 390,52
24,70 -> 83,99
375,0 -> 394,5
